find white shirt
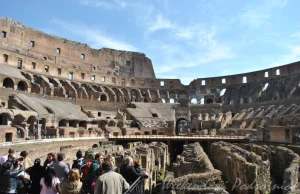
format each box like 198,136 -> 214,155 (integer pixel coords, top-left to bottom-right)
40,177 -> 60,194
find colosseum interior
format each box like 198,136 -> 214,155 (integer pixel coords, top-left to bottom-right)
1,17 -> 300,194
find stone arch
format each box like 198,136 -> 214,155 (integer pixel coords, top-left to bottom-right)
176,118 -> 188,135
17,81 -> 28,92
178,91 -> 189,106
59,119 -> 67,127
79,121 -> 88,129
3,77 -> 14,89
121,88 -> 129,103
130,89 -> 139,102
112,87 -> 123,102
291,117 -> 300,125
108,120 -> 116,127
100,94 -> 108,102
160,90 -> 168,103
102,86 -> 116,102
150,90 -> 159,103
0,113 -> 9,125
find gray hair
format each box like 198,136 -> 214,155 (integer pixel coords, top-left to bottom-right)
124,156 -> 133,165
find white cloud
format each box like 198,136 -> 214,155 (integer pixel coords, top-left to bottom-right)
290,32 -> 300,38
269,45 -> 300,67
52,20 -> 136,51
146,14 -> 175,33
79,0 -> 127,9
239,0 -> 288,28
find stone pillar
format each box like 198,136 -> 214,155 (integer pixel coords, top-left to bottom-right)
36,123 -> 42,139
24,123 -> 30,139
76,123 -> 79,128
66,122 -> 69,127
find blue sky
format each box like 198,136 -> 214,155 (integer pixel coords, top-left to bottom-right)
2,0 -> 300,85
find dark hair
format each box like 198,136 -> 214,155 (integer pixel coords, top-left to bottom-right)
7,154 -> 15,161
95,153 -> 103,160
8,148 -> 15,154
44,167 -> 56,188
20,151 -> 28,158
76,150 -> 82,159
5,161 -> 13,169
57,153 -> 64,162
101,162 -> 112,172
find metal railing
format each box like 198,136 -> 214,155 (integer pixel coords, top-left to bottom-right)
123,176 -> 145,194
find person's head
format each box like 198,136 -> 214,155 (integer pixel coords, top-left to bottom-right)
76,150 -> 83,159
57,153 -> 64,162
7,153 -> 16,161
101,161 -> 112,173
34,158 -> 41,167
13,159 -> 21,168
124,156 -> 134,166
134,159 -> 141,169
106,156 -> 115,166
20,151 -> 28,159
68,169 -> 80,182
5,161 -> 13,170
95,153 -> 104,164
47,152 -> 56,162
44,167 -> 56,188
8,148 -> 15,154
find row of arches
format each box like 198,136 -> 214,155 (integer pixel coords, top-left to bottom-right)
2,77 -> 28,91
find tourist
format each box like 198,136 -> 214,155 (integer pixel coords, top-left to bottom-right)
120,156 -> 147,185
94,161 -> 129,194
71,150 -> 85,170
43,152 -> 57,168
0,148 -> 15,165
59,169 -> 82,194
106,156 -> 117,172
19,151 -> 33,170
52,153 -> 70,183
81,153 -> 104,193
0,160 -> 24,194
40,167 -> 60,194
134,159 -> 142,173
27,158 -> 44,194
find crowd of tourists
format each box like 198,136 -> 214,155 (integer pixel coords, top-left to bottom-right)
0,148 -> 148,194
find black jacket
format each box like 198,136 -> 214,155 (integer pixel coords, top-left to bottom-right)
120,164 -> 141,185
0,165 -> 24,193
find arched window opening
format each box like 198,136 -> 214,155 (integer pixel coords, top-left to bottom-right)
17,81 -> 28,91
162,99 -> 166,103
206,98 -> 213,104
200,98 -> 204,104
170,98 -> 175,104
0,114 -> 9,125
263,83 -> 269,91
100,94 -> 107,102
191,98 -> 197,104
3,78 -> 14,89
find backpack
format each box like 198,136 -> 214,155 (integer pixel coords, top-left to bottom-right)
81,161 -> 96,182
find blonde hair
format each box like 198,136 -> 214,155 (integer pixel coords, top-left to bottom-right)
68,169 -> 80,182
134,159 -> 141,168
107,156 -> 115,166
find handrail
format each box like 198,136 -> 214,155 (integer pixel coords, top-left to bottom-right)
123,176 -> 145,194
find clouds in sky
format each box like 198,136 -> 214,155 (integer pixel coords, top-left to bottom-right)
30,0 -> 300,85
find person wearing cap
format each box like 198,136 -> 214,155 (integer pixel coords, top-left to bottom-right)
94,161 -> 129,194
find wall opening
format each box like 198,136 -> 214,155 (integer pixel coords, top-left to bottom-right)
191,98 -> 197,104
170,98 -> 175,104
81,54 -> 85,59
81,73 -> 85,79
162,99 -> 166,103
112,77 -> 116,83
43,57 -> 47,61
0,114 -> 8,125
243,76 -> 247,83
57,68 -> 62,75
2,31 -> 7,38
30,41 -> 35,47
100,95 -> 107,101
126,61 -> 130,66
264,72 -> 268,77
3,78 -> 14,89
5,133 -> 12,142
131,79 -> 135,85
69,72 -> 73,80
44,65 -> 49,73
220,88 -> 226,96
3,54 -> 8,63
56,48 -> 61,54
201,80 -> 206,85
121,79 -> 125,86
92,66 -> 96,70
276,69 -> 280,75
101,76 -> 105,82
91,75 -> 95,81
17,81 -> 27,91
98,112 -> 101,117
152,113 -> 158,117
263,83 -> 269,91
17,59 -> 22,69
160,81 -> 164,87
200,98 -> 204,104
285,128 -> 290,140
32,62 -> 36,69
206,98 -> 213,104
